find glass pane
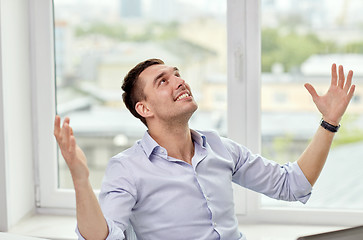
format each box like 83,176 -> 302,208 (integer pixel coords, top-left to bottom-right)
53,0 -> 227,189
261,0 -> 363,209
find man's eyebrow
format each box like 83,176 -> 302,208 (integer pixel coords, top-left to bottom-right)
153,67 -> 180,86
153,71 -> 166,86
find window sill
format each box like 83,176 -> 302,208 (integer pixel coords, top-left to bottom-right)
8,214 -> 77,240
7,213 -> 344,240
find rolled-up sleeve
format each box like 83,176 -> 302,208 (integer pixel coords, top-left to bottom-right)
75,217 -> 126,240
222,137 -> 312,203
282,161 -> 312,203
75,156 -> 137,239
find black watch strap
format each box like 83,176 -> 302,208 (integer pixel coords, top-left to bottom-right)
320,119 -> 340,133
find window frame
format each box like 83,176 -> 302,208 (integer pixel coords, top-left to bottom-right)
30,0 -> 76,209
31,0 -> 363,226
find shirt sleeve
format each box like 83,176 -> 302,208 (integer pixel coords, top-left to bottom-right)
222,137 -> 312,204
75,156 -> 137,239
75,217 -> 126,240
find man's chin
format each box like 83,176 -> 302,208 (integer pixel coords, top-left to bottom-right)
190,103 -> 198,114
186,104 -> 198,120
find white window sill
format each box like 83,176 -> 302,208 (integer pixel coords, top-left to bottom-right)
8,214 -> 77,240
6,214 -> 344,240
0,233 -> 49,240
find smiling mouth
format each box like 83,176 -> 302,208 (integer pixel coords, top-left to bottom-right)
176,92 -> 191,101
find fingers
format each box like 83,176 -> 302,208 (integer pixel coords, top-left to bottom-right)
61,117 -> 74,136
338,65 -> 345,88
62,117 -> 70,128
62,121 -> 71,147
332,63 -> 354,94
69,135 -> 77,154
347,84 -> 356,101
331,63 -> 337,86
343,70 -> 353,93
304,83 -> 319,101
54,116 -> 74,149
54,115 -> 61,139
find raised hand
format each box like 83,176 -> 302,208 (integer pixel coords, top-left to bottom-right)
54,116 -> 109,239
54,115 -> 89,182
304,63 -> 356,126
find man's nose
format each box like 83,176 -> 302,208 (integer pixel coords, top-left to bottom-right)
174,76 -> 185,89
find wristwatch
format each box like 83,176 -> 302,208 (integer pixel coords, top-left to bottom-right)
320,119 -> 340,133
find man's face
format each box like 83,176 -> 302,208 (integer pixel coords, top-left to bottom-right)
137,64 -> 198,125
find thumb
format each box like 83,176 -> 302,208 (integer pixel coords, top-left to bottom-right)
304,83 -> 319,101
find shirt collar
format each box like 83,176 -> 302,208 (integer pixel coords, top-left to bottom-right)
140,131 -> 160,158
140,129 -> 207,159
190,129 -> 207,148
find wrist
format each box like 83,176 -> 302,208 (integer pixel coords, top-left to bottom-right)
69,164 -> 90,186
320,118 -> 340,133
72,176 -> 91,190
321,116 -> 340,126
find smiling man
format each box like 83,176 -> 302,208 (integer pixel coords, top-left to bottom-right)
54,59 -> 355,240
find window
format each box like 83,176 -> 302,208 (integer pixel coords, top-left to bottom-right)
258,0 -> 363,223
32,0 -> 362,226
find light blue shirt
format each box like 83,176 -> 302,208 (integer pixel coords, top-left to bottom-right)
76,130 -> 312,240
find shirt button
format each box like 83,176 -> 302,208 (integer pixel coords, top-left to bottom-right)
213,222 -> 217,227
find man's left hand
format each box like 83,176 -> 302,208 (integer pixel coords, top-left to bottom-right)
304,63 -> 356,126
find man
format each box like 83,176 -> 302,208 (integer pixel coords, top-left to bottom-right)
54,59 -> 355,240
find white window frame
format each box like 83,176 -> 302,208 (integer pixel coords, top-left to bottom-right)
31,0 -> 363,225
30,0 -> 75,210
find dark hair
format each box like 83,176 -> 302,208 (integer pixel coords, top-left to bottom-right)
121,58 -> 164,126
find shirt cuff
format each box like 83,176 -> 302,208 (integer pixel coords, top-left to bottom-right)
288,161 -> 313,204
75,217 -> 126,240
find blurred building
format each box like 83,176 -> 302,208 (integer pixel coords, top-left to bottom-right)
120,0 -> 142,19
54,20 -> 74,84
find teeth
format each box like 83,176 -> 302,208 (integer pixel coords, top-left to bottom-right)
176,93 -> 189,101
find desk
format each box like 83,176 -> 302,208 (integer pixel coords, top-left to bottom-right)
0,233 -> 48,240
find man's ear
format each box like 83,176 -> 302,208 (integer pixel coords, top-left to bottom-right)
135,101 -> 153,118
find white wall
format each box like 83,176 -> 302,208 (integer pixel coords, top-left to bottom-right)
0,0 -> 35,231
0,0 -> 8,232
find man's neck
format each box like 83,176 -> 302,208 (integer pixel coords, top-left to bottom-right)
148,122 -> 194,165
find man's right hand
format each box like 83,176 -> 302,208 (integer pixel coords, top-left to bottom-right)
54,115 -> 89,183
54,116 -> 110,239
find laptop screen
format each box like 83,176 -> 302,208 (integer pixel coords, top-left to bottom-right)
297,226 -> 363,240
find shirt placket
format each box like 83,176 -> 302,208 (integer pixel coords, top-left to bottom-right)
156,142 -> 220,238
192,145 -> 220,236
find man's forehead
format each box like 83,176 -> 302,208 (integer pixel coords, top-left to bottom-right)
139,64 -> 178,81
140,64 -> 169,77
